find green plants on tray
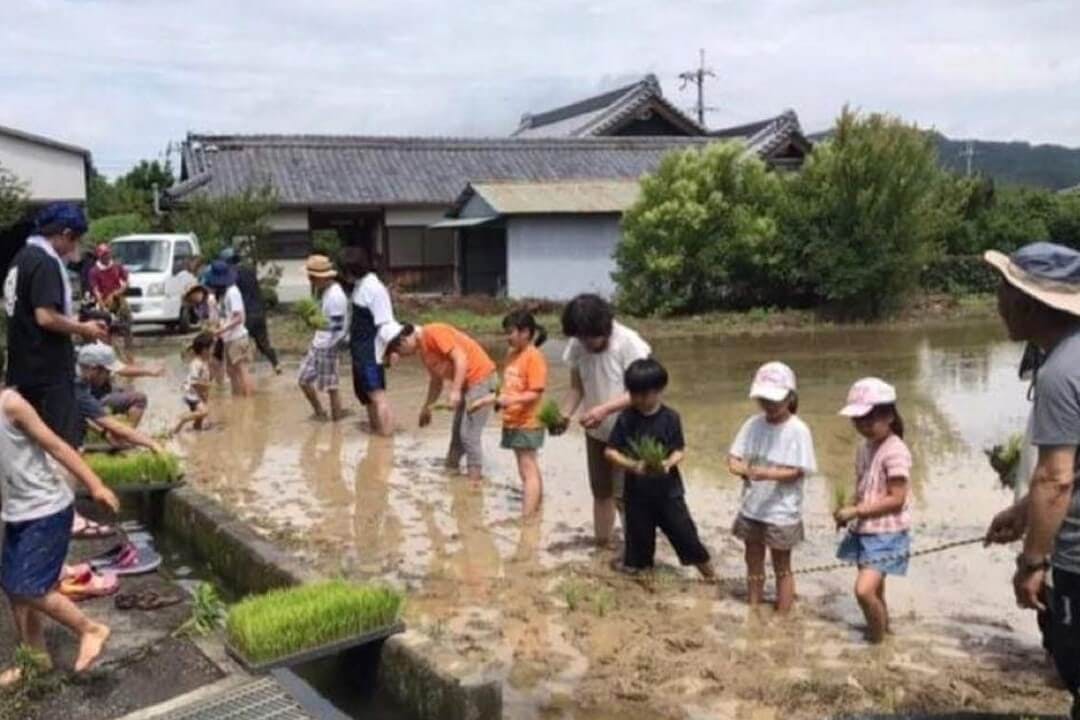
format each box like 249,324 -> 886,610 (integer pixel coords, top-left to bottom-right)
84,451 -> 183,486
986,432 -> 1025,489
226,580 -> 404,664
628,436 -> 668,473
293,297 -> 327,330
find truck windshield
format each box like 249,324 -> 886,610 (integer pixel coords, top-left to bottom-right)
111,240 -> 170,273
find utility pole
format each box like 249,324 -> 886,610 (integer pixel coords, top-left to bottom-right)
959,140 -> 977,176
679,48 -> 717,127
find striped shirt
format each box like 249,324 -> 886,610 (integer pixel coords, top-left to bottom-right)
853,434 -> 912,534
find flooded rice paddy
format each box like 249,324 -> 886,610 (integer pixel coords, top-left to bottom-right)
132,319 -> 1067,718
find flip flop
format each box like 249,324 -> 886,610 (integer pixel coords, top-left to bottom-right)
115,590 -> 183,611
93,542 -> 162,576
88,542 -> 137,570
59,571 -> 119,601
62,563 -> 92,580
72,514 -> 116,540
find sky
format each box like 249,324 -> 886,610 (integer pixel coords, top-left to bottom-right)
3,0 -> 1079,177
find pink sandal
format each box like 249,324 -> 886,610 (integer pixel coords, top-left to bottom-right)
59,570 -> 119,601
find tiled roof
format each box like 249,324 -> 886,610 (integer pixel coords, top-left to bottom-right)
456,179 -> 641,215
512,75 -> 704,138
711,110 -> 811,159
169,135 -> 709,207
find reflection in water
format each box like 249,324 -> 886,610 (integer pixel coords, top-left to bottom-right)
154,319 -> 1065,718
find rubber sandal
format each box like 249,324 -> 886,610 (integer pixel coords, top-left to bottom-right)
88,542 -> 136,570
132,590 -> 183,611
62,563 -> 92,581
59,571 -> 119,601
72,515 -> 116,540
94,543 -> 162,576
114,593 -> 138,611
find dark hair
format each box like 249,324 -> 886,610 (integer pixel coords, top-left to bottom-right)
561,294 -> 614,339
787,392 -> 799,414
503,309 -> 547,347
339,246 -> 374,293
384,323 -> 415,358
869,403 -> 904,439
188,331 -> 215,356
624,358 -> 668,394
37,222 -> 74,237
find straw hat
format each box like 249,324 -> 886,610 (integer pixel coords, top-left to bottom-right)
305,254 -> 337,279
984,242 -> 1080,317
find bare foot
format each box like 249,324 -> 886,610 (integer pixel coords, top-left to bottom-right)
331,409 -> 354,422
0,666 -> 22,688
74,623 -> 110,672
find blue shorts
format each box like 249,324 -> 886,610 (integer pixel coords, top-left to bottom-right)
837,530 -> 910,576
1,504 -> 75,598
351,360 -> 386,405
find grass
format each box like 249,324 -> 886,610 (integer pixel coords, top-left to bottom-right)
293,297 -> 327,330
84,451 -> 183,486
985,433 -> 1025,489
537,399 -> 564,432
225,580 -> 404,664
559,577 -> 616,617
174,582 -> 226,638
628,436 -> 668,473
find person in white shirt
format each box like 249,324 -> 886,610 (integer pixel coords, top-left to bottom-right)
556,294 -> 651,547
205,260 -> 253,397
343,247 -> 395,435
298,255 -> 349,421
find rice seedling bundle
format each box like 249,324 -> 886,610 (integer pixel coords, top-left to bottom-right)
226,580 -> 404,664
293,297 -> 327,330
628,436 -> 668,473
537,399 -> 564,432
985,433 -> 1025,489
84,451 -> 183,487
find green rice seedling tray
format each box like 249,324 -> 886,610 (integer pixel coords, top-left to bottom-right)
83,451 -> 185,492
226,621 -> 405,673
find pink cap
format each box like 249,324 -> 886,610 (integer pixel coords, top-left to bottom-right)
749,361 -> 797,403
839,377 -> 897,417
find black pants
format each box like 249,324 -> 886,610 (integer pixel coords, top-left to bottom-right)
624,494 -> 710,569
19,380 -> 79,447
245,317 -> 278,367
1044,568 -> 1080,719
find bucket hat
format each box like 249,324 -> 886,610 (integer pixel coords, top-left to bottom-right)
77,342 -> 125,373
749,361 -> 797,403
375,321 -> 405,365
984,242 -> 1080,317
839,378 -> 897,418
204,260 -> 236,289
304,254 -> 337,279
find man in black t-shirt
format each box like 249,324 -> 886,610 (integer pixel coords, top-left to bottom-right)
605,358 -> 714,577
222,247 -> 281,374
3,203 -> 108,445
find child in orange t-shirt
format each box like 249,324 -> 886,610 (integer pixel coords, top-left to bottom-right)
473,310 -> 548,516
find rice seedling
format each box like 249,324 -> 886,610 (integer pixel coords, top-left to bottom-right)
628,436 -> 668,473
174,582 -> 226,638
985,433 -> 1025,489
84,451 -> 183,487
537,399 -> 564,432
558,577 -> 616,617
293,297 -> 327,330
226,580 -> 404,664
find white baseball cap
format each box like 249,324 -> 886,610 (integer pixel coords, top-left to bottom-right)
839,377 -> 897,417
375,321 -> 405,365
76,342 -> 125,373
749,361 -> 797,403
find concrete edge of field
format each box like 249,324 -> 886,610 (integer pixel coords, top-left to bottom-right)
160,485 -> 504,720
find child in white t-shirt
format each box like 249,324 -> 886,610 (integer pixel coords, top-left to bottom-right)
173,332 -> 214,435
298,255 -> 349,421
728,361 -> 817,613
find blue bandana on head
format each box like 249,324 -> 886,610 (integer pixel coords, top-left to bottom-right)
1011,242 -> 1080,285
33,202 -> 88,235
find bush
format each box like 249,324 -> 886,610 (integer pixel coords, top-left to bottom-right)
311,230 -> 343,263
920,256 -> 998,295
85,213 -> 153,247
614,142 -> 787,315
172,185 -> 277,263
787,108 -> 964,318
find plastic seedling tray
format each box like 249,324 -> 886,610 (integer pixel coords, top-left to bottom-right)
226,621 -> 406,674
76,478 -> 185,495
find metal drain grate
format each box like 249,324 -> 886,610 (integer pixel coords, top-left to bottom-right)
150,677 -> 316,720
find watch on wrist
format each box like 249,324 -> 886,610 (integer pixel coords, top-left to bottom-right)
1015,553 -> 1051,574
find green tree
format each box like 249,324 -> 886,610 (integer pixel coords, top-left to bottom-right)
614,142 -> 786,315
1049,192 -> 1080,249
171,185 -> 278,263
85,213 -> 153,246
0,163 -> 29,231
788,108 -> 963,318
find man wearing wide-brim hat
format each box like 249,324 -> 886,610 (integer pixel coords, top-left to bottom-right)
984,241 -> 1080,718
297,255 -> 349,421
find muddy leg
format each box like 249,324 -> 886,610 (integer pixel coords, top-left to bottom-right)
771,548 -> 795,614
366,390 -> 394,436
328,389 -> 345,420
594,498 -> 616,547
855,568 -> 888,643
744,541 -> 766,607
21,592 -> 109,672
515,449 -> 543,517
300,382 -> 326,418
877,576 -> 891,634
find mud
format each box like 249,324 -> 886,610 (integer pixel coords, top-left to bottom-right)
126,319 -> 1069,718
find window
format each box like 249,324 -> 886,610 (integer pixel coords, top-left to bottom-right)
172,241 -> 193,275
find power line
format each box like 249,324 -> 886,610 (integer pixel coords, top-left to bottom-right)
678,48 -> 718,127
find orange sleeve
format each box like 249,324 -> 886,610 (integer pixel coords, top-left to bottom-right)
526,349 -> 547,391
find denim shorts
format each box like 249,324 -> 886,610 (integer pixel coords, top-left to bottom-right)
1,504 -> 75,598
836,530 -> 911,576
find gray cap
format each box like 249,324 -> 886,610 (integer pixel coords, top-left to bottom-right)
77,342 -> 124,372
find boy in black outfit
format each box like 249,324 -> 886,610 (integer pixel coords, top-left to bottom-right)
605,359 -> 714,578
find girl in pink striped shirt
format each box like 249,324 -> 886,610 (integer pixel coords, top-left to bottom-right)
834,378 -> 912,644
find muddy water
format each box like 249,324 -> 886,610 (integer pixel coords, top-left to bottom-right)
131,320 -> 1066,718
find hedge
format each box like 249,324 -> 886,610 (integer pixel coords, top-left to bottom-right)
920,255 -> 998,295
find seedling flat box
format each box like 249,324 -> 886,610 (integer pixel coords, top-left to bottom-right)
226,621 -> 406,673
76,479 -> 185,494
